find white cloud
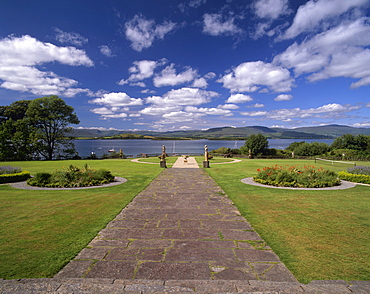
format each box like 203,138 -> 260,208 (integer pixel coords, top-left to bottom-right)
185,106 -> 233,116
162,111 -> 205,122
125,14 -> 176,51
202,13 -> 243,36
90,107 -> 114,115
191,77 -> 208,88
226,93 -> 253,103
0,35 -> 93,96
153,64 -> 198,87
274,18 -> 370,87
218,104 -> 239,110
219,61 -> 293,93
146,87 -> 219,106
351,122 -> 370,128
89,92 -> 143,107
253,0 -> 291,19
99,45 -> 114,57
282,0 -> 368,40
139,105 -> 181,116
275,94 -> 292,101
241,103 -> 361,120
54,28 -> 88,46
252,103 -> 265,108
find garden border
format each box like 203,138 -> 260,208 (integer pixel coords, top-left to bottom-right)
241,177 -> 357,190
8,177 -> 127,190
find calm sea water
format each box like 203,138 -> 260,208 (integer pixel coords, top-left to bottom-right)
74,139 -> 334,158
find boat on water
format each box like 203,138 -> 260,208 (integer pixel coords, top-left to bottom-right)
108,148 -> 115,152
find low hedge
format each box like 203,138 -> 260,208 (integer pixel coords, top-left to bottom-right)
338,171 -> 370,184
0,171 -> 31,184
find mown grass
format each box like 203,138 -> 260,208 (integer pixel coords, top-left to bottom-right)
203,158 -> 370,283
1,157 -> 369,282
0,159 -> 161,279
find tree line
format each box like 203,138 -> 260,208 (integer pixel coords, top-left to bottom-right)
0,96 -> 79,161
212,133 -> 370,160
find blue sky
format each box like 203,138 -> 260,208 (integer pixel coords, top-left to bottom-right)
0,0 -> 369,131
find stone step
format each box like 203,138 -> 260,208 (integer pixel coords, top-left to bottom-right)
1,278 -> 369,293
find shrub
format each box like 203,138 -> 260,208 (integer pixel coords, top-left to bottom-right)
338,171 -> 370,184
347,166 -> 370,176
0,171 -> 31,184
0,166 -> 22,175
27,164 -> 115,188
253,165 -> 340,188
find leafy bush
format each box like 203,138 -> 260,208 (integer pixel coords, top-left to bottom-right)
0,171 -> 31,184
338,171 -> 370,184
253,165 -> 340,188
0,166 -> 22,175
27,164 -> 115,188
347,166 -> 370,176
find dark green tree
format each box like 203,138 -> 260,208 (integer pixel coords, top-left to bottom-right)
332,134 -> 370,151
0,119 -> 35,160
240,133 -> 269,156
26,96 -> 80,160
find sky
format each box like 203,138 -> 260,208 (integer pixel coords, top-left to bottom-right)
0,0 -> 370,132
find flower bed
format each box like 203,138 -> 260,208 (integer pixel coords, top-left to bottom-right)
338,166 -> 370,184
27,164 -> 115,188
0,166 -> 31,184
253,165 -> 340,188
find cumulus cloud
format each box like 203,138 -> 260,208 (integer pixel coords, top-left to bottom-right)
218,104 -> 239,110
218,61 -> 294,93
153,64 -> 198,87
274,18 -> 370,87
191,77 -> 208,88
146,87 -> 218,106
54,28 -> 88,46
89,92 -> 143,107
118,59 -> 165,86
202,13 -> 243,36
275,94 -> 292,101
282,0 -> 368,40
125,14 -> 176,51
99,45 -> 114,57
185,106 -> 233,116
226,93 -> 253,103
0,35 -> 93,96
253,0 -> 291,20
241,103 -> 361,121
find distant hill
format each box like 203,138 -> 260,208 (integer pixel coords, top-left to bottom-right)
72,124 -> 370,140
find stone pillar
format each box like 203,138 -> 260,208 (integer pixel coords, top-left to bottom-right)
203,145 -> 210,168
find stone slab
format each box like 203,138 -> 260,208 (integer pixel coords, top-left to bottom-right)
135,262 -> 211,280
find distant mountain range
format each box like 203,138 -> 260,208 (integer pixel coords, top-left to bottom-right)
72,124 -> 370,140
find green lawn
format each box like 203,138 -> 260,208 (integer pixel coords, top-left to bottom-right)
0,159 -> 161,279
1,158 -> 369,282
203,158 -> 370,283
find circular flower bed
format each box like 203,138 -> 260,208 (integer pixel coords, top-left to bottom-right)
253,165 -> 340,188
27,164 -> 115,188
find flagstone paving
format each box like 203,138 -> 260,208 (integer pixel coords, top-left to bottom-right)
55,161 -> 296,282
2,158 -> 370,292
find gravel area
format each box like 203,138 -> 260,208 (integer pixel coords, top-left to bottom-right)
241,177 -> 357,190
8,177 -> 127,190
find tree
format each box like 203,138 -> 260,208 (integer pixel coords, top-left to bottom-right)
332,134 -> 370,151
0,119 -> 35,160
241,133 -> 269,156
26,96 -> 80,160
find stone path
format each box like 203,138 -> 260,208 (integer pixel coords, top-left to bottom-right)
54,158 -> 297,283
2,157 -> 369,293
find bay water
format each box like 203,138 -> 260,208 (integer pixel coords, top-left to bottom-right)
74,139 -> 334,158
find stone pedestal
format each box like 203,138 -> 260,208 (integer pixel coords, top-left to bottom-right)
203,161 -> 210,168
160,160 -> 167,168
